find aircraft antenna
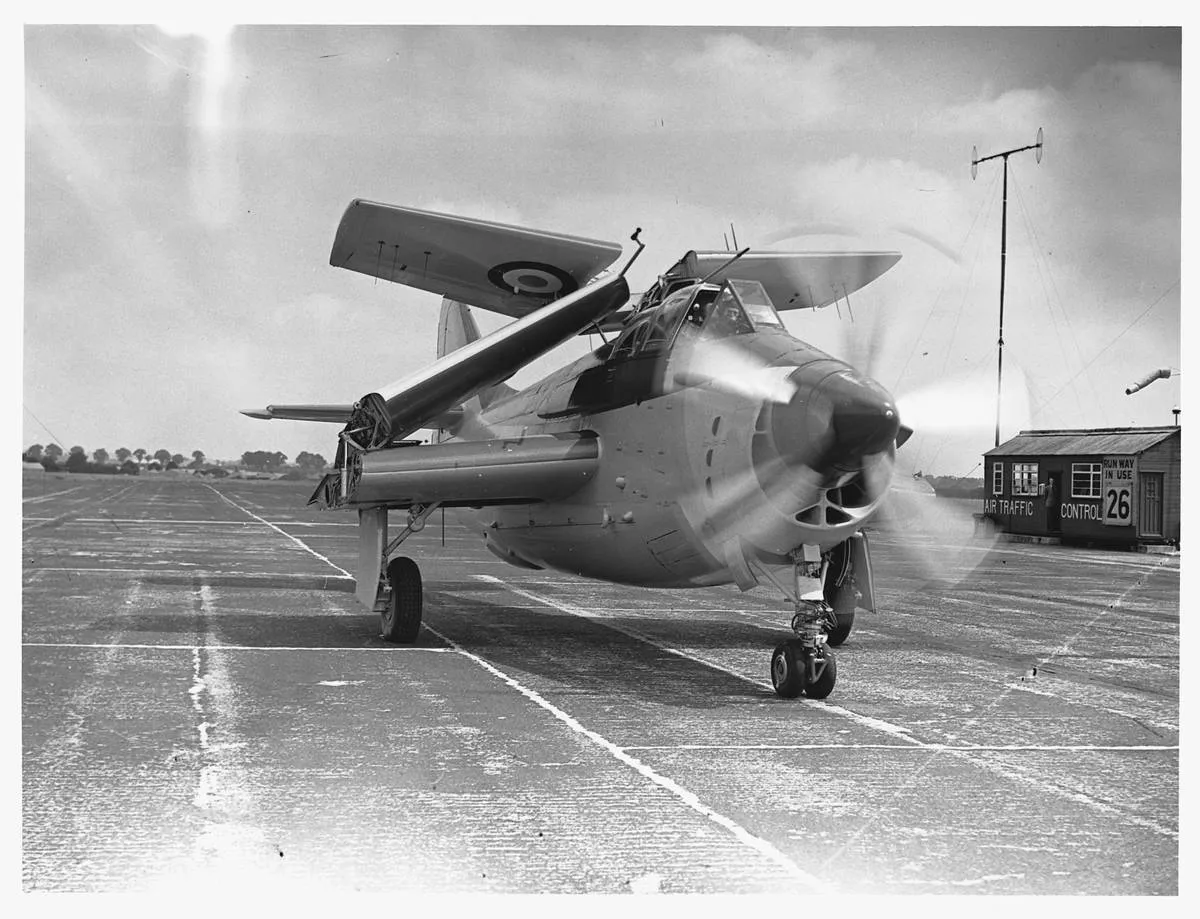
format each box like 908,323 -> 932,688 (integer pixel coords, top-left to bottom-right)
700,247 -> 751,285
617,228 -> 646,278
971,126 -> 1044,447
723,231 -> 730,251
729,223 -> 739,249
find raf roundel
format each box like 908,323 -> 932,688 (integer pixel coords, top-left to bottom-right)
487,261 -> 578,298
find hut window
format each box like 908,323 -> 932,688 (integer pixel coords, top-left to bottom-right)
1012,463 -> 1039,496
1071,462 -> 1102,498
991,462 -> 1004,495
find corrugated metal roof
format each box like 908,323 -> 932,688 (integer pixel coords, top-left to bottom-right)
984,427 -> 1179,457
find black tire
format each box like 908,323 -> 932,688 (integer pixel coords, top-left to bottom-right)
382,556 -> 422,643
770,640 -> 805,699
804,650 -> 837,699
826,608 -> 855,647
824,562 -> 857,647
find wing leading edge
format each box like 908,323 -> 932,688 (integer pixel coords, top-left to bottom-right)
347,269 -> 630,449
241,404 -> 353,423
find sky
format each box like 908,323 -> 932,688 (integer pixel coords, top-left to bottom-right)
20,17 -> 1184,477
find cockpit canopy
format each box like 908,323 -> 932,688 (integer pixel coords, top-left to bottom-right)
609,277 -> 787,364
610,278 -> 785,362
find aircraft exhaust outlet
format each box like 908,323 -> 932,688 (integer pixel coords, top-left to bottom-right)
340,433 -> 601,509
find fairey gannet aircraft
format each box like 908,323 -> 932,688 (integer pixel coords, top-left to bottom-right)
245,199 -> 910,699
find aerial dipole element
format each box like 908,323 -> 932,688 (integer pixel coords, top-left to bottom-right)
971,127 -> 1044,448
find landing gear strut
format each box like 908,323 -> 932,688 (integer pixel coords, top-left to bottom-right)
770,545 -> 837,699
371,503 -> 439,644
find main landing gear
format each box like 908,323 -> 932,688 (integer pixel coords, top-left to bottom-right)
372,503 -> 439,644
770,545 -> 838,700
381,556 -> 423,643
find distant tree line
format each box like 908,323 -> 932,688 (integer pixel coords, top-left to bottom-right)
23,443 -> 327,478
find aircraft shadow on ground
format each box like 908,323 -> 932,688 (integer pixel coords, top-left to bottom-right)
84,587 -> 784,708
422,589 -> 783,709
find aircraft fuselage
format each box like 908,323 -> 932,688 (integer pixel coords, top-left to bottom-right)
449,318 -> 893,588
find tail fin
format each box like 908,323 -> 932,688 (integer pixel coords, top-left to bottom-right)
437,297 -> 482,358
436,298 -> 517,411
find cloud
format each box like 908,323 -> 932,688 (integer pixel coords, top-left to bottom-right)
671,32 -> 875,128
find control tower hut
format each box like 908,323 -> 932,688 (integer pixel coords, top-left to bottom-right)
981,427 -> 1180,548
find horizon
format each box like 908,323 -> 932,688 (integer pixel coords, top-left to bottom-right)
23,23 -> 1182,477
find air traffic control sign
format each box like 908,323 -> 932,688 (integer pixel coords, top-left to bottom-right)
1102,456 -> 1136,527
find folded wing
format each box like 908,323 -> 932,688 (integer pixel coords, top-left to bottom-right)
329,199 -> 625,318
666,250 -> 902,312
241,404 -> 353,423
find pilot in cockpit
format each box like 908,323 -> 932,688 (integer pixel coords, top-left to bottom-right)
705,297 -> 754,336
683,288 -> 721,328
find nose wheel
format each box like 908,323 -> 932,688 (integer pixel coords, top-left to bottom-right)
770,640 -> 837,699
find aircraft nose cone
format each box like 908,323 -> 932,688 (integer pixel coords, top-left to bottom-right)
826,372 -> 901,459
767,364 -> 900,478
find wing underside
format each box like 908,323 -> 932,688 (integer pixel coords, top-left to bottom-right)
329,199 -> 625,317
669,251 -> 902,311
248,199 -> 633,438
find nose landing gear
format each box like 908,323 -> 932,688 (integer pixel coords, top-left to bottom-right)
770,545 -> 839,699
770,606 -> 837,699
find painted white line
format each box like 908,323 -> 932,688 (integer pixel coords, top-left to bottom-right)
473,573 -> 1179,840
472,574 -> 790,700
420,621 -> 829,892
59,517 -> 359,527
23,485 -> 87,503
189,581 -> 275,863
475,575 -> 924,740
19,564 -> 496,588
622,743 -> 1180,753
238,520 -> 1180,845
200,484 -> 353,578
22,566 -> 334,575
23,642 -> 454,653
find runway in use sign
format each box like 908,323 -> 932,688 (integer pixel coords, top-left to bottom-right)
1102,456 -> 1136,527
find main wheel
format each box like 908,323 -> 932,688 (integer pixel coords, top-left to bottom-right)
804,650 -> 837,699
770,640 -> 805,699
824,575 -> 856,647
825,608 -> 855,647
382,556 -> 422,643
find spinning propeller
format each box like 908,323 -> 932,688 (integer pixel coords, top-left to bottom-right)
669,232 -> 1018,597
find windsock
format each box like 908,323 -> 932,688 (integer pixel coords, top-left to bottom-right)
1125,368 -> 1173,395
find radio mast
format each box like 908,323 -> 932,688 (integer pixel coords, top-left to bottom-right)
971,127 -> 1044,448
